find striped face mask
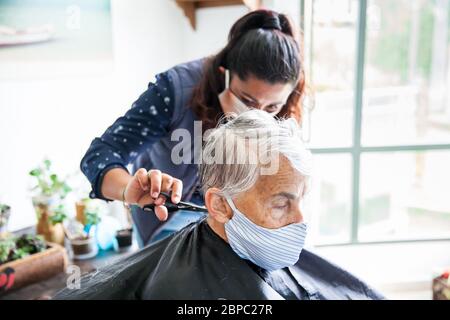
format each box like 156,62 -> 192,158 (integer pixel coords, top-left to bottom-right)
224,196 -> 308,271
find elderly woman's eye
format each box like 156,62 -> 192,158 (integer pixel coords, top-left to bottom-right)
272,201 -> 289,209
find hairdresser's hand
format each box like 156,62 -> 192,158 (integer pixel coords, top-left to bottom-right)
123,169 -> 183,221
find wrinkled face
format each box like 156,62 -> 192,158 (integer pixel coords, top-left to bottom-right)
220,73 -> 294,115
230,156 -> 308,229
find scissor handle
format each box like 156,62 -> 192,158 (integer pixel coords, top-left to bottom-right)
177,202 -> 208,213
142,192 -> 175,212
142,192 -> 208,213
143,202 -> 179,213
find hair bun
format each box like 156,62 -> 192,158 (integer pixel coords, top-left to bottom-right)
260,16 -> 282,31
227,10 -> 295,43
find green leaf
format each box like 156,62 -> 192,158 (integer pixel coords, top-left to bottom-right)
0,237 -> 16,264
29,169 -> 41,177
85,211 -> 101,226
48,213 -> 66,225
12,248 -> 30,260
49,205 -> 67,225
43,159 -> 51,170
30,158 -> 71,199
62,184 -> 72,194
0,203 -> 9,213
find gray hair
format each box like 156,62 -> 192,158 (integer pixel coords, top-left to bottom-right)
199,109 -> 312,198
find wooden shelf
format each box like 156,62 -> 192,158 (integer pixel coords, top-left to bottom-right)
175,0 -> 262,30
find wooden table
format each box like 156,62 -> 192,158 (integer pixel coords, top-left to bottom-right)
0,227 -> 139,300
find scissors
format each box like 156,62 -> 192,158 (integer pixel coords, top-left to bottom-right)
142,191 -> 208,213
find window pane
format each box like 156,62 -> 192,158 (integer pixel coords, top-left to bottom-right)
308,154 -> 352,244
359,150 -> 450,241
362,0 -> 450,146
306,0 -> 358,148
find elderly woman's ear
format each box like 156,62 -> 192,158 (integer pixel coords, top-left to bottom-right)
204,188 -> 233,223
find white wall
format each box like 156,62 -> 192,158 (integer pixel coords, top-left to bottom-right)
182,5 -> 249,61
0,0 -> 248,231
312,240 -> 450,299
110,0 -> 186,103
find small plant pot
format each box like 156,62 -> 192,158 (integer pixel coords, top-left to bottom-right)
115,228 -> 133,251
433,274 -> 450,300
32,195 -> 65,246
0,206 -> 11,235
69,237 -> 98,260
75,201 -> 87,225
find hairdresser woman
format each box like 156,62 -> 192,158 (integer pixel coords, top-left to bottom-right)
80,9 -> 306,247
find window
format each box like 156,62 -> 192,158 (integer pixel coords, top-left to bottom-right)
302,0 -> 450,245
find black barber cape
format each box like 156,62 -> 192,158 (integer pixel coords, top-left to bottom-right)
54,218 -> 384,300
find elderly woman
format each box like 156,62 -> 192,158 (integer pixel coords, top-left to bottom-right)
55,110 -> 383,300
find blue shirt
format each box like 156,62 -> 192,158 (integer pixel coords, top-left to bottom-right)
81,72 -> 175,200
81,58 -> 208,245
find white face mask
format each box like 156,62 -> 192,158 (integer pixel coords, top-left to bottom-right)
224,196 -> 308,271
218,69 -> 250,114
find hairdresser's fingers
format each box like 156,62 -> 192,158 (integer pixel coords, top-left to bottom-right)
160,173 -> 174,192
153,193 -> 167,206
154,205 -> 168,221
171,178 -> 183,204
135,168 -> 150,192
153,174 -> 174,206
148,169 -> 162,199
124,173 -> 148,205
136,193 -> 155,208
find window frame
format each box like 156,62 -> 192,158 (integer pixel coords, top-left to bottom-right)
301,0 -> 450,246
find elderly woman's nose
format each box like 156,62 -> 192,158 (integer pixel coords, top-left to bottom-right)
291,206 -> 304,224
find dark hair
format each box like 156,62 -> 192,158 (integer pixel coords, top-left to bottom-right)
190,9 -> 305,132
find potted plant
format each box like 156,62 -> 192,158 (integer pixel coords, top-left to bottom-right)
29,159 -> 71,246
46,204 -> 68,246
115,206 -> 134,251
66,206 -> 101,260
0,203 -> 11,236
0,234 -> 47,265
0,234 -> 67,293
75,198 -> 88,225
115,228 -> 133,251
0,236 -> 15,264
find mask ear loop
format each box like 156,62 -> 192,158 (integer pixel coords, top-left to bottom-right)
225,195 -> 238,213
225,69 -> 230,89
223,193 -> 239,218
